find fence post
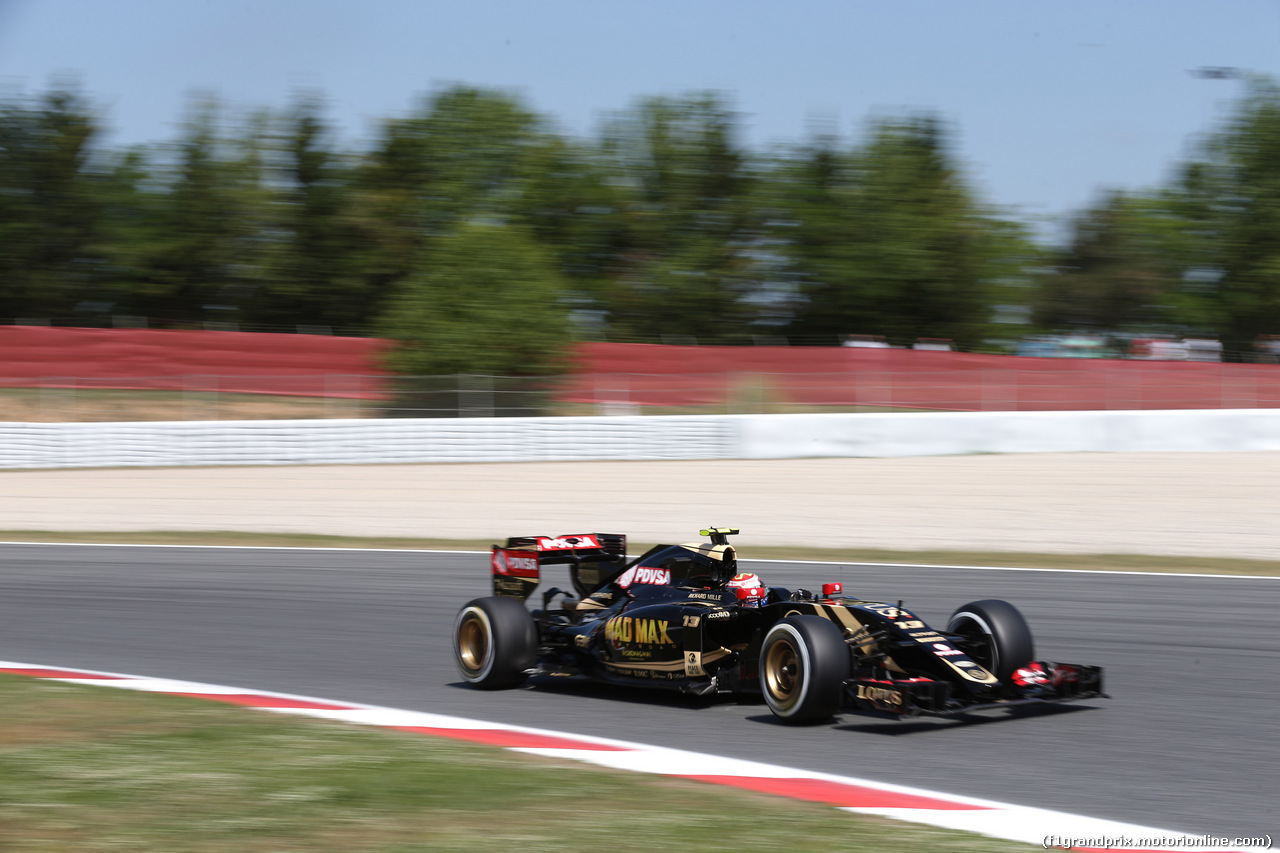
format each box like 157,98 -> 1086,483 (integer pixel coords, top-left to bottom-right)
456,374 -> 495,418
597,374 -> 636,416
39,377 -> 55,421
480,375 -> 494,418
325,374 -> 355,419
981,369 -> 999,411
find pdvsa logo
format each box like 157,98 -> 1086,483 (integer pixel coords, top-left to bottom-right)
615,565 -> 672,587
632,567 -> 671,585
492,551 -> 538,575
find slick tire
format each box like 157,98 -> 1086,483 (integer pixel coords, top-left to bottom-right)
947,599 -> 1035,682
453,597 -> 537,689
760,615 -> 850,724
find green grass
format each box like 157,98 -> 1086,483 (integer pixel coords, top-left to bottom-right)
0,675 -> 1029,852
0,529 -> 1277,576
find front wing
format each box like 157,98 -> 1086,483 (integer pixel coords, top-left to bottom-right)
845,661 -> 1106,718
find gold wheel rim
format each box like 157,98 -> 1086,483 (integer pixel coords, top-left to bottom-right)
764,636 -> 800,709
457,612 -> 489,674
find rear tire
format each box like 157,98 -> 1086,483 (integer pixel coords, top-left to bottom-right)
760,615 -> 850,724
947,599 -> 1035,682
453,597 -> 537,689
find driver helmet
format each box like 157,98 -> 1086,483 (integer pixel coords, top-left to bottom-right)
726,572 -> 766,607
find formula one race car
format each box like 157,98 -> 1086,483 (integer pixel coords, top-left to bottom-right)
453,529 -> 1106,723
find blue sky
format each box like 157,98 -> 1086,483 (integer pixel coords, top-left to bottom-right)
0,1 -> 1276,239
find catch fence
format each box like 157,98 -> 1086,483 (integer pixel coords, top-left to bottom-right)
3,363 -> 1280,422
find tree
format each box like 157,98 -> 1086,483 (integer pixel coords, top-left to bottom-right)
90,144 -> 165,319
244,95 -> 368,331
0,86 -> 104,320
774,116 -> 1002,348
378,221 -> 570,376
354,85 -> 559,322
590,93 -> 766,342
121,96 -> 272,326
1032,191 -> 1182,331
507,132 -> 622,306
1163,77 -> 1280,353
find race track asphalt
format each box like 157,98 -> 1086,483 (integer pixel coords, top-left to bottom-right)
1,543 -> 1275,840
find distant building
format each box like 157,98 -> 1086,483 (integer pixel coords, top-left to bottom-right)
842,334 -> 890,348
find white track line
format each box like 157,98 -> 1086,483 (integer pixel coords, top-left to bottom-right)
0,660 -> 1262,852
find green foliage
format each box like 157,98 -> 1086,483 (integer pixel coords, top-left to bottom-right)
773,116 -> 1005,348
0,86 -> 104,319
1027,75 -> 1280,351
1166,77 -> 1280,351
18,75 -> 1280,365
354,86 -> 557,310
1031,191 -> 1184,331
245,94 -> 370,331
590,93 -> 767,342
378,221 -> 571,375
114,96 -> 273,326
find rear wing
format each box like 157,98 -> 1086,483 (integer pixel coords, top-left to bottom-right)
491,533 -> 627,600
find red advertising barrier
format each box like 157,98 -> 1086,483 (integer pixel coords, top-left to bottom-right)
3,329 -> 1279,410
0,326 -> 390,399
564,342 -> 1280,410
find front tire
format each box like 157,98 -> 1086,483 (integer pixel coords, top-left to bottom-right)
947,599 -> 1035,682
760,615 -> 850,724
453,597 -> 537,689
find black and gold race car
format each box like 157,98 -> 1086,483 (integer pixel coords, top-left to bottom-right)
453,528 -> 1106,723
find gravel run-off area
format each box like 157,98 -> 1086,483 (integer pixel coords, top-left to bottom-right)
2,452 -> 1277,559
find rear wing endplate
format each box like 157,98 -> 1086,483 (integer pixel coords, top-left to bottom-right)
491,533 -> 627,599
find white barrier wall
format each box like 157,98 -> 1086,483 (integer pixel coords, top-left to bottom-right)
2,409 -> 1279,469
0,416 -> 735,469
736,409 -> 1280,458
